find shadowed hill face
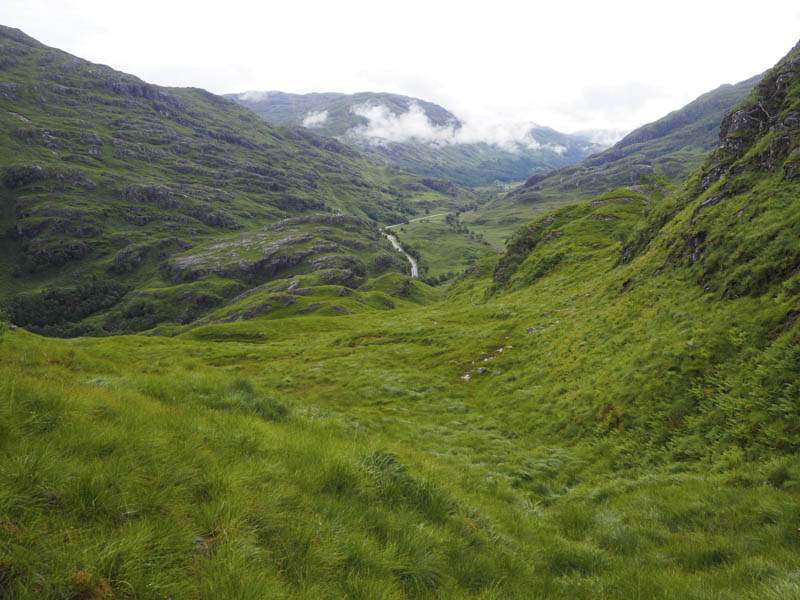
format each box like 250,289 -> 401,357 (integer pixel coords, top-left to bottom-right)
0,25 -> 469,335
227,90 -> 603,186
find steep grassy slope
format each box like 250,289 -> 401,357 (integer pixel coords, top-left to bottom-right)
1,39 -> 799,600
463,74 -> 760,243
489,38 -> 800,454
227,91 -> 602,186
0,26 -> 472,335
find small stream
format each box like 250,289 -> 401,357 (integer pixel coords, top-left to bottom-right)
383,232 -> 419,277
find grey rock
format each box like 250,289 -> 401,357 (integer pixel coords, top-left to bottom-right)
784,155 -> 800,181
268,294 -> 296,307
782,111 -> 800,127
723,109 -> 763,136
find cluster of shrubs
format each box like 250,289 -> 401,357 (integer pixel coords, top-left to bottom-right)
421,271 -> 457,286
4,277 -> 128,336
0,308 -> 9,339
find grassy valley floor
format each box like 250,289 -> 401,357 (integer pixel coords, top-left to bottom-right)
2,224 -> 799,598
386,213 -> 498,281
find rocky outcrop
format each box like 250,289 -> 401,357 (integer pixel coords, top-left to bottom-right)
165,241 -> 310,284
784,150 -> 800,180
124,184 -> 182,208
310,254 -> 366,276
3,164 -> 96,191
109,243 -> 149,274
163,213 -> 389,285
700,45 -> 800,191
420,177 -> 458,196
646,39 -> 800,297
318,269 -> 364,288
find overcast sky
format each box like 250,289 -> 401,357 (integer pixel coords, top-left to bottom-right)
2,0 -> 799,137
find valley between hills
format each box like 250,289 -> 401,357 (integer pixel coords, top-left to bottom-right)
1,23 -> 800,600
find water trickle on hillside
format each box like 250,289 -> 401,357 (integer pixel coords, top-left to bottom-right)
383,232 -> 418,277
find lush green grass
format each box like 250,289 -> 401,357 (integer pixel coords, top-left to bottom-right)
3,137 -> 800,596
1,230 -> 799,598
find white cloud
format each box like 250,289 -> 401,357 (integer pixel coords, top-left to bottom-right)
349,103 -> 457,145
238,90 -> 275,102
3,0 -> 799,133
348,102 -> 568,153
302,110 -> 328,128
571,129 -> 630,147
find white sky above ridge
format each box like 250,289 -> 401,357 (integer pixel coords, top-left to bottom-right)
2,0 -> 799,138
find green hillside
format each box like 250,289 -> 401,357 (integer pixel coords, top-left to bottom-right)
226,91 -> 602,186
463,74 -> 761,244
1,25 -> 800,600
0,25 -> 474,336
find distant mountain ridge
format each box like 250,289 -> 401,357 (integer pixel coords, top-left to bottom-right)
460,73 -> 762,245
226,90 -> 604,186
512,74 -> 763,202
227,91 -> 460,136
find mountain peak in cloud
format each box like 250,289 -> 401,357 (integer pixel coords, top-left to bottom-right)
302,110 -> 329,128
347,101 -> 572,154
